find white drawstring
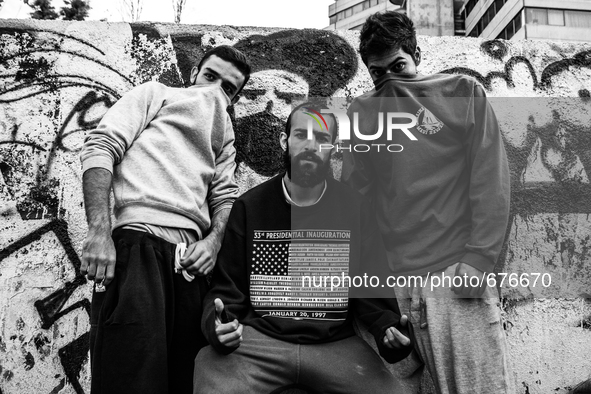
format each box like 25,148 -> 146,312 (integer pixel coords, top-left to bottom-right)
174,243 -> 194,282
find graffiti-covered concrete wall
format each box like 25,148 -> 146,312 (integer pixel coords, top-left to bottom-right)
0,19 -> 590,394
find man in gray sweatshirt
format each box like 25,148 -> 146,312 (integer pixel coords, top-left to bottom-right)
342,12 -> 513,394
79,45 -> 250,394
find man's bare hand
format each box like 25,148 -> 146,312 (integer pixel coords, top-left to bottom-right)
81,231 -> 116,285
452,262 -> 487,297
181,238 -> 217,276
383,314 -> 412,349
214,298 -> 243,348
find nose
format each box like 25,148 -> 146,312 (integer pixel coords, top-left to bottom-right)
304,136 -> 319,152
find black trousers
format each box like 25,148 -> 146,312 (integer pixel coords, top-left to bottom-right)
89,229 -> 209,394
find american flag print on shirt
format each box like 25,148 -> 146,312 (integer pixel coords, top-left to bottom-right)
250,229 -> 351,322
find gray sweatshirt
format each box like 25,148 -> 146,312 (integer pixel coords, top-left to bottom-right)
342,73 -> 510,275
80,81 -> 240,238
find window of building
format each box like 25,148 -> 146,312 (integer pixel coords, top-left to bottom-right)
525,8 -> 548,25
370,0 -> 379,6
353,3 -> 363,13
496,29 -> 505,40
488,6 -> 496,23
344,8 -> 353,17
494,0 -> 504,14
476,0 -> 501,35
363,0 -> 371,10
524,7 -> 591,27
514,12 -> 522,32
477,19 -> 486,35
330,15 -> 337,24
482,10 -> 489,28
507,18 -> 515,37
466,0 -> 477,16
547,9 -> 564,25
496,12 -> 523,40
565,10 -> 591,28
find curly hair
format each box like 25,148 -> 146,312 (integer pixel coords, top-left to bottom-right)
359,11 -> 418,65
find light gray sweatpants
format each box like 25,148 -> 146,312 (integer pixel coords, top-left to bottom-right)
194,326 -> 400,393
357,263 -> 516,394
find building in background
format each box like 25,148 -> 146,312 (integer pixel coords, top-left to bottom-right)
461,0 -> 591,42
326,0 -> 457,36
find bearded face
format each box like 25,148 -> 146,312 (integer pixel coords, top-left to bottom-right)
283,145 -> 331,188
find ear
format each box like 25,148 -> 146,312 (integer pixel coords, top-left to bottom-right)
190,66 -> 200,85
279,132 -> 288,151
414,47 -> 421,66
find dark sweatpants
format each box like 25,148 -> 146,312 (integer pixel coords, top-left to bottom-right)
89,229 -> 209,394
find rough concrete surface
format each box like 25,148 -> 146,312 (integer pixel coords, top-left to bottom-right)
0,19 -> 590,393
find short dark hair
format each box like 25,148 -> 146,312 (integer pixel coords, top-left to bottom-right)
197,45 -> 251,93
285,102 -> 338,143
359,12 -> 417,66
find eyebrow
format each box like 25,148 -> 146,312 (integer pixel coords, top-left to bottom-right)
293,128 -> 332,139
204,67 -> 220,77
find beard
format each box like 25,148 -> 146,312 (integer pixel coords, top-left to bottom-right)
283,146 -> 331,188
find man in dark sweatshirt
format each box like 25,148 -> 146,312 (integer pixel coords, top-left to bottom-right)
79,46 -> 250,394
194,103 -> 412,393
341,12 -> 514,394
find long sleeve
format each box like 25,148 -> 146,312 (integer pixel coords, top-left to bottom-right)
207,119 -> 239,215
351,298 -> 412,364
459,85 -> 511,272
350,198 -> 412,364
201,200 -> 250,355
80,82 -> 164,174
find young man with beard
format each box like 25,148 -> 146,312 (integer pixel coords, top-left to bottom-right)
193,103 -> 412,393
80,46 -> 250,394
342,12 -> 513,394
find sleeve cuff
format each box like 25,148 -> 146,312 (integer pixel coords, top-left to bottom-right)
212,201 -> 235,216
203,307 -> 239,356
210,311 -> 239,355
371,323 -> 413,364
81,156 -> 114,174
459,251 -> 495,273
366,310 -> 412,364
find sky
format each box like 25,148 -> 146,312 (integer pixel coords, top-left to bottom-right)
0,0 -> 335,29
